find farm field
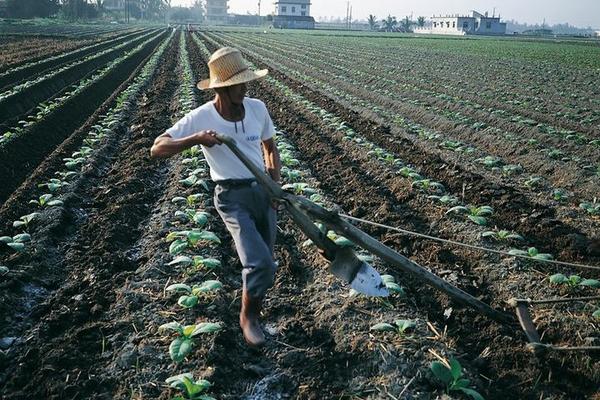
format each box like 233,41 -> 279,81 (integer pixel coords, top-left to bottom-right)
0,24 -> 599,400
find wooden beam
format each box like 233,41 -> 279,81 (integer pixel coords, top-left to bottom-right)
292,196 -> 514,324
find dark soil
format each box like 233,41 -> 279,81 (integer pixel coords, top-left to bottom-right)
0,30 -> 597,400
0,31 -> 181,399
0,30 -> 167,205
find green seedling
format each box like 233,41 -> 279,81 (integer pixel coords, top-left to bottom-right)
509,247 -> 553,261
182,145 -> 202,158
309,193 -> 324,204
166,280 -> 223,308
502,164 -> 523,176
166,373 -> 215,400
446,205 -> 493,226
280,153 -> 300,167
398,166 -> 422,180
72,146 -> 93,158
475,156 -> 502,169
174,210 -> 210,227
179,174 -> 209,190
380,274 -> 405,295
428,195 -> 459,206
370,319 -> 416,335
0,233 -> 31,252
0,266 -> 8,275
63,156 -> 86,170
593,309 -> 600,319
481,230 -> 524,242
55,171 -> 78,180
182,156 -> 206,169
411,179 -> 444,193
13,213 -> 40,229
579,202 -> 599,216
549,274 -> 600,288
430,358 -> 485,400
159,321 -> 222,363
326,230 -> 354,247
551,189 -> 568,202
166,230 -> 221,255
282,182 -> 317,196
547,148 -> 564,160
29,194 -> 63,207
38,178 -> 70,192
167,255 -> 221,270
281,167 -> 303,182
524,176 -> 543,189
172,194 -> 204,207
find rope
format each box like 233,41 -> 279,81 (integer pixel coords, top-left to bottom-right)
338,213 -> 600,271
511,295 -> 600,305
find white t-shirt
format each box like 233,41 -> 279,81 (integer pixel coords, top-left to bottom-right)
166,97 -> 275,182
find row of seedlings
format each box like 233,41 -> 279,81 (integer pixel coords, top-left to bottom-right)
0,31 -> 175,270
202,31 -> 600,321
157,30 -> 221,400
0,29 -> 158,103
214,32 -> 598,214
254,33 -> 599,152
0,29 -> 165,146
0,27 -> 148,85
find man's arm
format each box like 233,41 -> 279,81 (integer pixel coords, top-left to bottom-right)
150,130 -> 221,159
262,138 -> 281,183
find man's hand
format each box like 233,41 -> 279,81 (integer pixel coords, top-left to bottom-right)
194,130 -> 222,147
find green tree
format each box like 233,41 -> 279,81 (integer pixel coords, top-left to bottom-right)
367,14 -> 378,31
417,16 -> 426,27
400,16 -> 413,32
6,0 -> 59,18
381,14 -> 397,32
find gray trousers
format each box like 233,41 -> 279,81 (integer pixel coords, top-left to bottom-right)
214,182 -> 277,298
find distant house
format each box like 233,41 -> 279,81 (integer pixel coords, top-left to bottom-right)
595,30 -> 600,38
273,0 -> 315,29
206,0 -> 228,23
415,10 -> 506,36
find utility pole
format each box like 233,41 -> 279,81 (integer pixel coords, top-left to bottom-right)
349,5 -> 352,30
258,0 -> 261,16
345,1 -> 349,30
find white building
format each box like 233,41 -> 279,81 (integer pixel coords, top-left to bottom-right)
415,10 -> 507,36
273,0 -> 314,29
275,0 -> 310,17
206,0 -> 228,23
595,30 -> 600,38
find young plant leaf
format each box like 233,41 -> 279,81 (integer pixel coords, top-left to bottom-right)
169,239 -> 188,255
169,337 -> 193,363
370,323 -> 396,332
430,361 -> 453,385
166,283 -> 192,293
178,295 -> 199,308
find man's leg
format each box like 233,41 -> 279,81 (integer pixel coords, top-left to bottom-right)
214,186 -> 276,346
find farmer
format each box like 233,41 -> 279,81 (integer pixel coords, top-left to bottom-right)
150,47 -> 281,347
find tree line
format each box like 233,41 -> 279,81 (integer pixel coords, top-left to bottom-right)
2,0 -> 173,20
367,14 -> 426,32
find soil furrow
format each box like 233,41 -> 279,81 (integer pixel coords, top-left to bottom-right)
0,32 -> 182,399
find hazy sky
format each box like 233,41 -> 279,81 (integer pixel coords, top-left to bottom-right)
173,0 -> 600,28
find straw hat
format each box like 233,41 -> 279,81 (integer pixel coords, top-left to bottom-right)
197,47 -> 268,90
